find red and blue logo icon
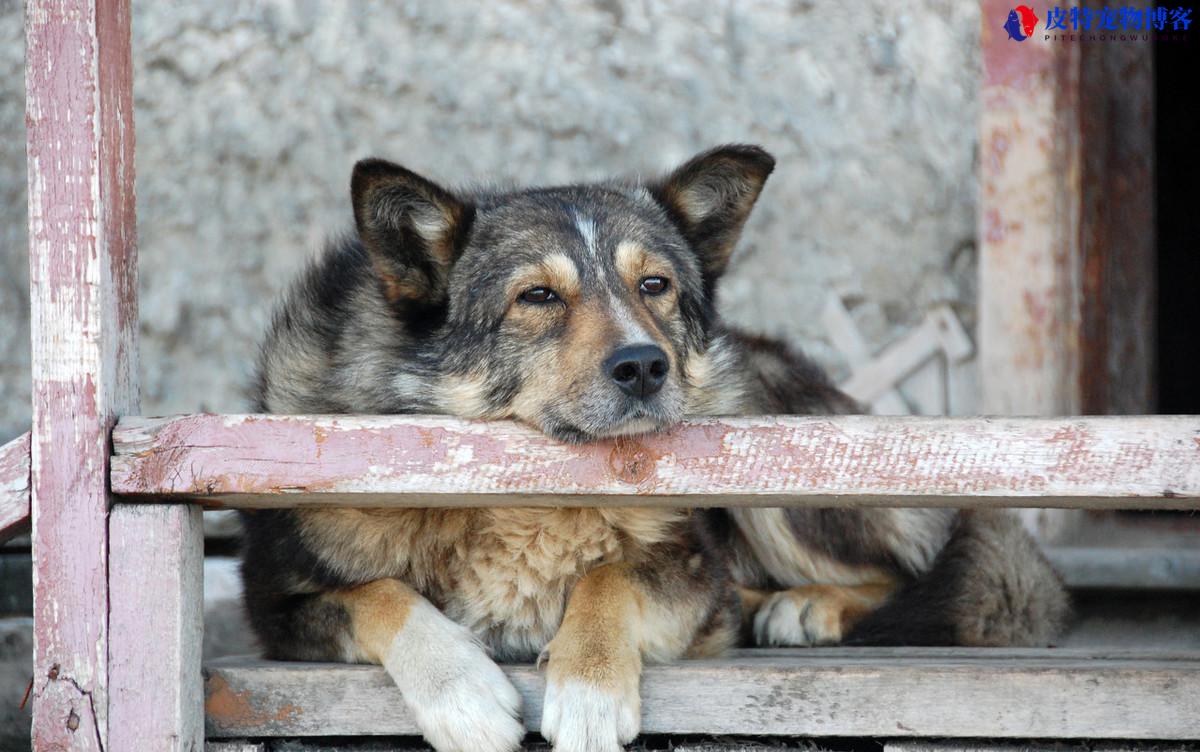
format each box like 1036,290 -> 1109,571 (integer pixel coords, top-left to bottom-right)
1004,5 -> 1041,39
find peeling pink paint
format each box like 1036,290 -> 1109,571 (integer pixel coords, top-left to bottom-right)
110,415 -> 1200,508
26,1 -> 139,749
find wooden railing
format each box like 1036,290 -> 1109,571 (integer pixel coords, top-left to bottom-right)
111,414 -> 1200,510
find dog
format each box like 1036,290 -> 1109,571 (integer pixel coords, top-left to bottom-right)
240,145 -> 1070,752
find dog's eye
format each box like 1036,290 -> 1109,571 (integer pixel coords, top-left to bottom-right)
639,276 -> 669,295
518,287 -> 558,304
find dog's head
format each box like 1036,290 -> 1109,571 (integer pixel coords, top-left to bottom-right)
350,145 -> 774,442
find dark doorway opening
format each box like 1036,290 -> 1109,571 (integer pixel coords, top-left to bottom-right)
1155,42 -> 1200,413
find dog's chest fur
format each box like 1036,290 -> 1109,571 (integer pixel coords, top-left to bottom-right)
298,506 -> 686,660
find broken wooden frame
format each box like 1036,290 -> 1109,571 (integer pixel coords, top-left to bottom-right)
20,0 -> 1190,749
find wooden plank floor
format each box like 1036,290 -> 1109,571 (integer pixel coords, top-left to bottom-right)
204,648 -> 1200,740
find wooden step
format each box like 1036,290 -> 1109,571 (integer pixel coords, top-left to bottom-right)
204,648 -> 1200,740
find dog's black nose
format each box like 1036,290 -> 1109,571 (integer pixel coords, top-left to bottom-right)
605,344 -> 669,398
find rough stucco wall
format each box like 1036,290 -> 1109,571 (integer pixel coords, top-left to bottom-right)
0,0 -> 29,445
0,0 -> 981,441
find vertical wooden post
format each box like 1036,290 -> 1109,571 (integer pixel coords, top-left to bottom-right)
978,2 -> 1155,417
978,6 -> 1085,417
109,504 -> 204,750
25,1 -> 203,748
978,2 -> 1154,540
25,1 -> 137,747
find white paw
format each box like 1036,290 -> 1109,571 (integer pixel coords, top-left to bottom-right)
385,605 -> 524,752
753,589 -> 843,647
541,678 -> 640,752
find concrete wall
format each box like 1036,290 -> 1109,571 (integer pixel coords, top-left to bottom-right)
0,0 -> 982,442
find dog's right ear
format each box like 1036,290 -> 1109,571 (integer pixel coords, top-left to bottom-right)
648,145 -> 775,286
351,158 -> 473,305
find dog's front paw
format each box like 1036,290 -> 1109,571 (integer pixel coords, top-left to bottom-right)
541,675 -> 640,752
385,607 -> 524,752
753,586 -> 849,646
405,651 -> 524,752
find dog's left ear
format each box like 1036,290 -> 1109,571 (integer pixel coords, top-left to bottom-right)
649,144 -> 775,282
351,158 -> 473,305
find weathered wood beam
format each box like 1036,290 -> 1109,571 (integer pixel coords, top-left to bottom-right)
204,649 -> 1200,739
109,504 -> 204,751
111,414 -> 1200,509
0,432 -> 30,543
26,2 -> 202,748
26,1 -> 138,747
978,1 -> 1155,416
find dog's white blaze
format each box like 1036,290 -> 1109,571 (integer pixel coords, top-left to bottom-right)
382,598 -> 524,752
608,293 -> 650,345
574,212 -> 601,260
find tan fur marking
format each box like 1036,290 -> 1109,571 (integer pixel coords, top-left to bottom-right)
673,183 -> 720,222
540,253 -> 582,299
784,582 -> 898,636
613,243 -> 678,326
506,257 -> 582,306
546,564 -> 641,689
614,240 -> 647,285
738,586 -> 768,620
298,506 -> 683,660
683,344 -> 748,415
434,374 -> 494,417
748,581 -> 898,645
372,259 -> 431,304
684,622 -> 738,659
334,578 -> 416,663
509,298 -> 618,425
